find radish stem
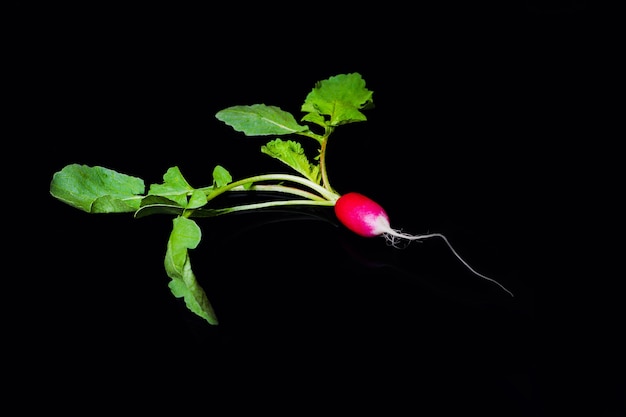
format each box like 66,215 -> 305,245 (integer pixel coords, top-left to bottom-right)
202,199 -> 336,217
228,184 -> 328,201
317,127 -> 335,193
201,173 -> 340,202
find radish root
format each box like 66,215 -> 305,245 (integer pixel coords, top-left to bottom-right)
383,229 -> 514,297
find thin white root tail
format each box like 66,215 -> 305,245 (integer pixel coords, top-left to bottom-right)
383,229 -> 514,297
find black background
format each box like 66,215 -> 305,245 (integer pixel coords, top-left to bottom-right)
15,2 -> 623,415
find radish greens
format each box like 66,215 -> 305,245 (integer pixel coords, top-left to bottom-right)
50,73 -> 373,325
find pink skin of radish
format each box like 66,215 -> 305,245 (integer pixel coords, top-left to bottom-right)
334,192 -> 514,297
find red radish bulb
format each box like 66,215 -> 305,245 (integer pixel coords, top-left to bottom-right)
334,191 -> 391,237
334,192 -> 514,297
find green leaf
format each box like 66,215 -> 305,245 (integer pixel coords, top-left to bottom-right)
148,166 -> 206,208
164,216 -> 218,325
301,72 -> 374,127
261,138 -> 321,184
50,164 -> 145,213
187,189 -> 208,209
149,166 -> 192,198
215,104 -> 310,136
212,165 -> 232,188
137,166 -> 229,218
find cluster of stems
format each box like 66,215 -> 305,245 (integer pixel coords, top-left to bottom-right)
193,127 -> 340,218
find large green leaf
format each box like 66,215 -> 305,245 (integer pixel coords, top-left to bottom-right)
164,216 -> 218,325
50,164 -> 145,213
301,72 -> 374,127
215,104 -> 310,136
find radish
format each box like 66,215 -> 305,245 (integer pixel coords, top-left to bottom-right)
50,73 -> 516,327
334,192 -> 514,297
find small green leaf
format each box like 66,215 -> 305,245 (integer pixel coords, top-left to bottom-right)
261,138 -> 321,184
216,104 -> 310,136
212,165 -> 232,188
149,166 -> 192,196
166,216 -> 201,273
187,189 -> 208,209
301,72 -> 374,127
50,164 -> 145,213
148,166 -> 197,207
164,217 -> 218,325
